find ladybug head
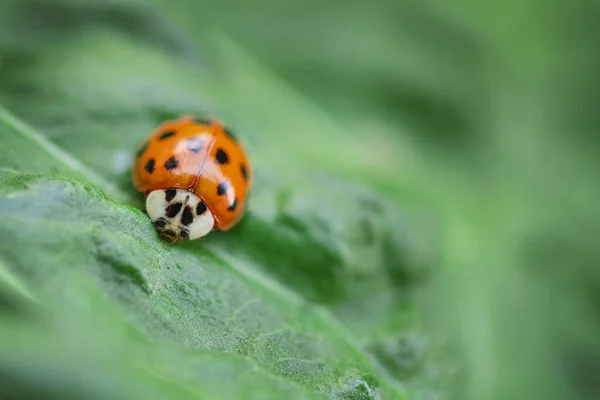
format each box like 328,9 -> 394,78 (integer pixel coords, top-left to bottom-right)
145,188 -> 215,243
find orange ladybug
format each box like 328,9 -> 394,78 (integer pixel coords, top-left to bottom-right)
132,117 -> 251,242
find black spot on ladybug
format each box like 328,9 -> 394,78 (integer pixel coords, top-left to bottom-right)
145,159 -> 155,174
165,157 -> 179,171
228,198 -> 238,212
215,148 -> 229,164
217,182 -> 228,196
135,141 -> 149,158
240,164 -> 248,181
180,230 -> 189,239
155,218 -> 167,228
181,206 -> 194,226
194,118 -> 212,126
186,137 -> 203,153
165,188 -> 176,202
223,126 -> 238,142
196,201 -> 207,215
159,131 -> 176,140
165,202 -> 183,218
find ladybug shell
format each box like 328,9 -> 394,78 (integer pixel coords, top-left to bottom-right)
132,117 -> 251,231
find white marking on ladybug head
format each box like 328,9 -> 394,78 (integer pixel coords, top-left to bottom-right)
146,189 -> 214,242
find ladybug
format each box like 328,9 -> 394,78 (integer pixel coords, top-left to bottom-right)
132,116 -> 251,243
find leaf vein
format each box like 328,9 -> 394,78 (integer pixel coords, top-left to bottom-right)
0,105 -> 133,204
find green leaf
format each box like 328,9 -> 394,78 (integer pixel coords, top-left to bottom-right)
0,173 -> 397,399
0,1 -> 437,398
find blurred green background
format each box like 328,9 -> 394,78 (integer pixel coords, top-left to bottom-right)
0,0 -> 599,399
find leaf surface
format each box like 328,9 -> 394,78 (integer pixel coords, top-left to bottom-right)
0,1 -> 436,399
